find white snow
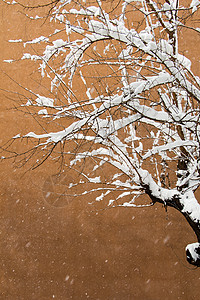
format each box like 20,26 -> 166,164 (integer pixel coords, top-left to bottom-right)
38,109 -> 48,115
9,39 -> 22,43
180,192 -> 200,222
190,0 -> 200,12
36,95 -> 54,107
186,242 -> 200,261
24,36 -> 49,46
13,134 -> 20,139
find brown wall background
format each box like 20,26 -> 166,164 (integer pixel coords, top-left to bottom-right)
1,2 -> 200,300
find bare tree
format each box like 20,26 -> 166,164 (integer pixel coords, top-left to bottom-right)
2,0 -> 200,266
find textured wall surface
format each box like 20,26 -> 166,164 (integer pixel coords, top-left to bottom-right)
1,2 -> 200,299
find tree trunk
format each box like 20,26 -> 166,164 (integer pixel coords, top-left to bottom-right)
143,175 -> 200,266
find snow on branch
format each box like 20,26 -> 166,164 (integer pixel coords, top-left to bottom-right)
3,0 -> 200,226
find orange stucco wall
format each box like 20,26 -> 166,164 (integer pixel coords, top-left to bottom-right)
1,2 -> 200,299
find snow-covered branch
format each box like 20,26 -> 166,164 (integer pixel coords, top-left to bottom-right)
2,0 -> 200,266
